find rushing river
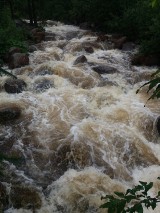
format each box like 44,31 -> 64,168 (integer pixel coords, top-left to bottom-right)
1,21 -> 160,212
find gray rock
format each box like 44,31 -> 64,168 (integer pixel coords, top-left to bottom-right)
34,79 -> 53,93
73,55 -> 87,65
92,65 -> 118,74
84,46 -> 94,53
4,78 -> 27,94
28,45 -> 37,53
8,53 -> 29,69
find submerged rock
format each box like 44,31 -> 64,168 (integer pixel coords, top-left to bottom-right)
73,55 -> 87,65
92,65 -> 118,74
0,106 -> 21,124
10,185 -> 42,209
34,79 -> 53,93
84,46 -> 94,53
34,69 -> 53,76
4,78 -> 27,94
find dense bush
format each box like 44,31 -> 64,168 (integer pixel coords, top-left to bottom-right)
1,0 -> 160,57
0,8 -> 27,62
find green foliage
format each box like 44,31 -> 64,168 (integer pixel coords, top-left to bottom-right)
0,8 -> 27,61
100,179 -> 160,213
151,0 -> 160,7
136,69 -> 160,102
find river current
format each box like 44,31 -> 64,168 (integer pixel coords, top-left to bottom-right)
1,21 -> 160,212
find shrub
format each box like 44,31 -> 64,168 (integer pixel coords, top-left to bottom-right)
100,178 -> 160,213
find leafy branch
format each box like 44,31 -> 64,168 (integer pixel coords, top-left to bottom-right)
0,67 -> 17,79
136,69 -> 160,104
0,60 -> 17,79
100,178 -> 160,213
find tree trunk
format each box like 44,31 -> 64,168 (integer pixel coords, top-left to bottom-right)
8,0 -> 14,19
28,0 -> 33,25
31,0 -> 37,26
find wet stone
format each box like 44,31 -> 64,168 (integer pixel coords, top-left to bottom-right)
8,53 -> 29,69
84,46 -> 94,53
28,45 -> 37,53
10,185 -> 42,210
73,55 -> 87,65
92,65 -> 118,75
34,79 -> 53,93
4,78 -> 27,94
34,69 -> 53,76
0,106 -> 21,124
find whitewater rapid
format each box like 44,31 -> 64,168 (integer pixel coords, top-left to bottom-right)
1,21 -> 160,212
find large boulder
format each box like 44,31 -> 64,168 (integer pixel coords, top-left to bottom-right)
73,55 -> 87,65
4,78 -> 27,94
0,106 -> 21,124
8,47 -> 22,56
8,53 -> 29,69
10,185 -> 42,210
92,65 -> 118,74
3,47 -> 22,63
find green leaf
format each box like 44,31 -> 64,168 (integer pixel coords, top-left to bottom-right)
126,189 -> 135,196
151,69 -> 160,77
100,202 -> 111,208
145,182 -> 153,193
151,201 -> 157,210
157,191 -> 160,197
125,195 -> 137,203
108,207 -> 116,213
133,203 -> 143,213
147,78 -> 160,93
116,199 -> 126,212
114,192 -> 125,198
151,0 -> 157,7
101,195 -> 114,200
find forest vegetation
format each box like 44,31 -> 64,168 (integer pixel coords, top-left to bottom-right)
0,0 -> 160,65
